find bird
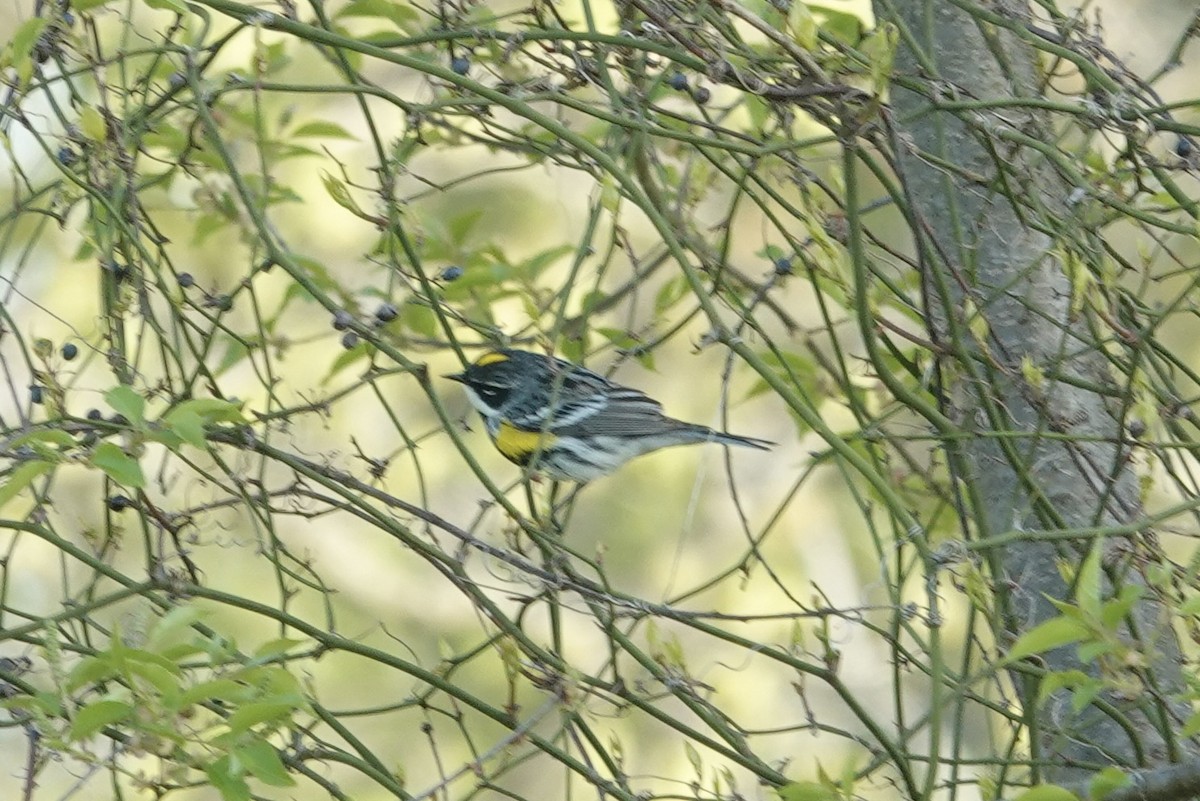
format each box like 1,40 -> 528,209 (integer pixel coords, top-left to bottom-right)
446,348 -> 772,482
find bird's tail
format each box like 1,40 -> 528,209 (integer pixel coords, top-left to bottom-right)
685,424 -> 772,450
711,430 -> 773,450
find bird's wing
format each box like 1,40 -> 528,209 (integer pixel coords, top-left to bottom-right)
552,387 -> 691,438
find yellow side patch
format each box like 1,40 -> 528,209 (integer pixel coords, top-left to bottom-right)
494,421 -> 556,464
474,351 -> 510,367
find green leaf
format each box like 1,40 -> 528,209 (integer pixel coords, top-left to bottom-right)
79,105 -> 107,143
252,637 -> 307,661
91,442 -> 145,487
1088,767 -> 1130,801
8,428 -> 76,452
1067,676 -> 1102,713
654,275 -> 689,314
516,245 -> 574,280
224,699 -> 302,734
1004,616 -> 1090,662
205,756 -> 252,801
860,22 -> 898,93
66,656 -> 117,692
1100,584 -> 1143,629
162,399 -> 246,440
180,678 -> 252,707
68,699 -> 133,740
1036,669 -> 1093,707
8,18 -> 49,81
148,604 -> 208,652
214,336 -> 251,377
142,0 -> 188,12
1182,709 -> 1200,738
336,0 -> 418,29
788,2 -> 818,50
777,781 -> 838,801
809,4 -> 866,44
1013,785 -> 1080,801
400,302 -> 437,338
447,209 -> 483,245
0,460 -> 53,512
125,658 -> 182,695
234,737 -> 295,787
321,171 -> 368,218
105,385 -> 146,426
162,409 -> 206,449
1076,540 -> 1103,621
291,121 -> 358,140
323,339 -> 370,384
170,402 -> 237,442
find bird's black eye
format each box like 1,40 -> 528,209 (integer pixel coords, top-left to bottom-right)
475,383 -> 509,405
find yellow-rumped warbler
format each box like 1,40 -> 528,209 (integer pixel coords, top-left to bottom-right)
447,349 -> 771,482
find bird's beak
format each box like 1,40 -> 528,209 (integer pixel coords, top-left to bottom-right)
444,372 -> 465,383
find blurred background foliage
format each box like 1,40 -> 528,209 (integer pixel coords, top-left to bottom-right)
0,0 -> 1198,799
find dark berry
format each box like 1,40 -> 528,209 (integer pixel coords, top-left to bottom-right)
86,408 -> 103,421
440,265 -> 464,281
110,413 -> 129,426
29,386 -> 44,405
57,147 -> 77,166
341,331 -> 359,349
103,261 -> 130,282
1128,419 -> 1147,438
169,72 -> 187,89
375,303 -> 399,323
205,294 -> 233,312
61,11 -> 75,26
774,257 -> 793,275
693,86 -> 711,105
62,342 -> 78,361
332,310 -> 354,331
178,272 -> 195,288
666,72 -> 688,91
107,495 -> 133,512
450,56 -> 470,76
1176,137 -> 1194,159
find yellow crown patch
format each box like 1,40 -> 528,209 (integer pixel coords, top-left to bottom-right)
474,351 -> 510,367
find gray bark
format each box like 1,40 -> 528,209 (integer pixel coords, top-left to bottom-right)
875,0 -> 1197,786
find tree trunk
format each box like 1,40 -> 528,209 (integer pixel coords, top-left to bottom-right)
875,0 -> 1197,786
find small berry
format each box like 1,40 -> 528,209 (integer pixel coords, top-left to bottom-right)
440,265 -> 464,281
107,495 -> 133,512
1176,137 -> 1193,159
1128,419 -> 1147,438
375,303 -> 399,323
104,261 -> 130,282
61,11 -> 75,25
205,294 -> 233,312
29,386 -> 44,405
450,56 -> 470,76
774,257 -> 793,275
57,147 -> 77,166
62,342 -> 78,361
86,408 -> 103,421
178,272 -> 195,288
333,310 -> 354,331
341,331 -> 359,349
169,72 -> 186,89
666,72 -> 688,91
693,86 -> 711,105
110,413 -> 129,426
